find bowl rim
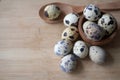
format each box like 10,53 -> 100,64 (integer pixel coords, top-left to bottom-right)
78,12 -> 118,46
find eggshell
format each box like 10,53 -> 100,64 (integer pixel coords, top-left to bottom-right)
60,54 -> 77,72
83,4 -> 101,21
63,13 -> 79,27
98,14 -> 116,35
73,40 -> 88,58
62,26 -> 79,42
44,4 -> 61,20
83,21 -> 105,41
89,46 -> 106,64
54,39 -> 73,56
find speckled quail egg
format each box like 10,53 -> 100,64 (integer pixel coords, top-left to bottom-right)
60,54 -> 77,72
89,46 -> 106,64
44,4 -> 61,20
73,40 -> 88,58
54,39 -> 73,56
63,13 -> 80,27
62,26 -> 79,42
98,14 -> 116,35
83,4 -> 101,21
83,21 -> 105,41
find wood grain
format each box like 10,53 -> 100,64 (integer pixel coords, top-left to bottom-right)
0,0 -> 120,80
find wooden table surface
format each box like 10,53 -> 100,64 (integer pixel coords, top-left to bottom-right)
0,0 -> 120,80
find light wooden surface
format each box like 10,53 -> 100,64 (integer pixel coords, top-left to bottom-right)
0,0 -> 120,80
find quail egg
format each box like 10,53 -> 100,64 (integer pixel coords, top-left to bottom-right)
83,4 -> 101,21
44,4 -> 61,20
54,39 -> 73,56
63,13 -> 80,27
89,46 -> 106,64
83,21 -> 105,41
60,54 -> 77,72
73,40 -> 88,58
98,14 -> 116,35
62,26 -> 79,42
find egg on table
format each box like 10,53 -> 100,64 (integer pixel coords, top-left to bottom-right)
44,4 -> 61,20
98,14 -> 116,35
83,4 -> 101,21
54,39 -> 73,56
89,46 -> 106,64
60,54 -> 77,72
63,13 -> 80,27
62,26 -> 79,42
83,21 -> 105,41
73,40 -> 88,58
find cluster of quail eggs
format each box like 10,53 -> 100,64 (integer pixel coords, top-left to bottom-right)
54,12 -> 106,72
44,4 -> 116,73
83,4 -> 116,41
54,40 -> 106,73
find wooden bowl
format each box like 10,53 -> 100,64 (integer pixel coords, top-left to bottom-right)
78,12 -> 119,46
